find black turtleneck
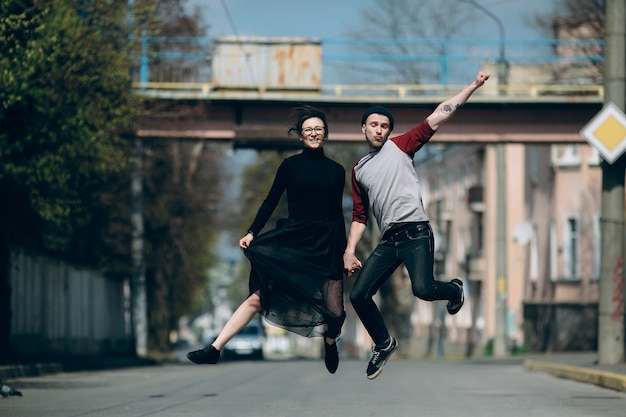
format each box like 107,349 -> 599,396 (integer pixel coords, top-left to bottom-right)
248,147 -> 345,235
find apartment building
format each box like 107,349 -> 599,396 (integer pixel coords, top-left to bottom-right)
412,139 -> 602,357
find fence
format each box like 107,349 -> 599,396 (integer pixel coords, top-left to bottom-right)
9,248 -> 132,358
523,302 -> 598,352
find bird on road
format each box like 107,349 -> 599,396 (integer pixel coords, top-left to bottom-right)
0,381 -> 23,398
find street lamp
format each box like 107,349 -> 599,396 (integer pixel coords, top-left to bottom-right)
459,0 -> 510,92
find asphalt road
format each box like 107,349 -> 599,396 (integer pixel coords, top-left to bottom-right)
2,358 -> 625,417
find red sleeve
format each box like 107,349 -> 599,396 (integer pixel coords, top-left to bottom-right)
390,119 -> 435,158
350,164 -> 368,225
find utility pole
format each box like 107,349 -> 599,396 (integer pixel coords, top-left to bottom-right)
131,137 -> 147,358
598,0 -> 625,366
128,0 -> 148,358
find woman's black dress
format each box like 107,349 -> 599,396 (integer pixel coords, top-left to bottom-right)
244,147 -> 346,337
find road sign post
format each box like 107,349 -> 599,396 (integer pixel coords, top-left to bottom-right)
583,0 -> 626,366
581,103 -> 626,366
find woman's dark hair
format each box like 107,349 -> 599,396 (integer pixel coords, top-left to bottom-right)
288,105 -> 329,138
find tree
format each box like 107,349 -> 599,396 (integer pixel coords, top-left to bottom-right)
532,0 -> 604,38
338,0 -> 475,85
0,0 -> 134,254
0,0 -> 136,358
531,0 -> 604,83
140,140 -> 225,351
130,0 -> 212,84
0,0 -> 221,358
108,2 -> 223,353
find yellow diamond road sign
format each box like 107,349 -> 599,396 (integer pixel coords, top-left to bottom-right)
580,101 -> 626,165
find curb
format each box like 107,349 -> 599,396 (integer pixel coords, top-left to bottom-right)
0,358 -> 159,380
523,359 -> 626,392
0,363 -> 65,379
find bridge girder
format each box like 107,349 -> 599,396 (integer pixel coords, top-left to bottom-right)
134,98 -> 601,149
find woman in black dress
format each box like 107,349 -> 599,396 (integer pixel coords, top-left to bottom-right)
187,105 -> 347,374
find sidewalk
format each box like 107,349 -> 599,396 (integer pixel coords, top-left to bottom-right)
522,351 -> 626,392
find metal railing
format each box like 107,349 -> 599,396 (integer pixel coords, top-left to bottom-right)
132,81 -> 604,101
132,37 -> 604,101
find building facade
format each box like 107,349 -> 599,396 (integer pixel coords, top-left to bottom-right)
412,141 -> 603,356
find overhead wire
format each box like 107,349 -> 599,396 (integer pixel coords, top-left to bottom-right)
219,0 -> 258,86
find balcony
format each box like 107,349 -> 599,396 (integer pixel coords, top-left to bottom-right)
467,185 -> 485,212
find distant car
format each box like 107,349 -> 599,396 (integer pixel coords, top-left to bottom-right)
223,320 -> 265,360
171,339 -> 190,350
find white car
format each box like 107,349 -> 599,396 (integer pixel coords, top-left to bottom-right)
223,321 -> 265,360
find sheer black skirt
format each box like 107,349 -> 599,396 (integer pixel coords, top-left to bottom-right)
244,218 -> 346,337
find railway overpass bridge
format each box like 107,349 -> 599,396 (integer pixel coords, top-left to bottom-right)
133,85 -> 603,149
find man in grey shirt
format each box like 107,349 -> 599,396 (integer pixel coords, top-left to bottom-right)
344,71 -> 490,380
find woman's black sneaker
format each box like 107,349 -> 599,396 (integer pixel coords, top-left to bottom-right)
187,345 -> 220,364
324,339 -> 339,374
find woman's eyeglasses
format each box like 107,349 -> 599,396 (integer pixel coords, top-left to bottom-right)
302,127 -> 325,135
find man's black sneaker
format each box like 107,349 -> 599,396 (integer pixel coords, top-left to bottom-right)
447,278 -> 465,315
324,339 -> 339,374
366,336 -> 397,380
187,345 -> 220,364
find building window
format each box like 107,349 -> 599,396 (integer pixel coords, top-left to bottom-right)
563,216 -> 579,280
529,224 -> 539,282
473,212 -> 483,255
550,219 -> 558,281
552,144 -> 581,167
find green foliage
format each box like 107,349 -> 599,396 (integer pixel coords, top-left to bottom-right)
125,1 -> 217,351
142,141 -> 224,338
0,0 -> 220,355
0,0 -> 135,256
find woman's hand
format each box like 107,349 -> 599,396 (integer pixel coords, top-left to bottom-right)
239,233 -> 254,249
343,251 -> 362,277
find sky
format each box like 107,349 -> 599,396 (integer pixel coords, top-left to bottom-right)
188,0 -> 557,41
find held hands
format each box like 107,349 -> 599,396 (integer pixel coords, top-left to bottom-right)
343,252 -> 362,277
239,233 -> 254,249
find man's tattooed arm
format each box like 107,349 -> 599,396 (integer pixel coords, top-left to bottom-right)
440,103 -> 463,114
427,71 -> 489,130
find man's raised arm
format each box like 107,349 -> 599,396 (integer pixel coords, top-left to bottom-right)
427,71 -> 490,131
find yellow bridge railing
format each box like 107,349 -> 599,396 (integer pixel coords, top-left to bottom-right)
133,82 -> 604,103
